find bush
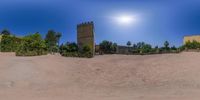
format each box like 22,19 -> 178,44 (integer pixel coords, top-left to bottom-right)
140,43 -> 152,54
16,33 -> 47,56
59,42 -> 78,56
60,43 -> 93,58
0,35 -> 21,52
184,40 -> 200,50
60,42 -> 79,57
131,42 -> 180,54
79,45 -> 93,58
52,46 -> 59,53
179,45 -> 185,52
62,51 -> 78,57
79,52 -> 93,58
99,40 -> 117,54
131,42 -> 153,54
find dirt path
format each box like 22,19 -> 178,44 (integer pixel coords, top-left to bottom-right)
1,52 -> 200,100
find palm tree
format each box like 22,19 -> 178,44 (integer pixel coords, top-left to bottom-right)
127,41 -> 132,53
127,41 -> 132,47
56,32 -> 62,46
164,41 -> 169,50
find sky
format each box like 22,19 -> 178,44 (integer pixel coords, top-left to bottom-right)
0,0 -> 200,47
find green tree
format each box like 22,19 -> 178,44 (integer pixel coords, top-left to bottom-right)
133,44 -> 137,49
184,40 -> 200,49
164,41 -> 169,50
1,29 -> 11,35
0,35 -> 21,52
45,30 -> 57,53
99,40 -> 116,54
127,41 -> 132,47
171,45 -> 177,50
127,41 -> 132,53
112,43 -> 118,53
155,46 -> 158,49
59,43 -> 66,55
59,42 -> 78,53
132,43 -> 138,53
59,42 -> 79,57
55,32 -> 62,45
82,45 -> 93,58
16,33 -> 47,56
66,42 -> 78,52
82,45 -> 91,53
132,42 -> 152,54
140,44 -> 152,54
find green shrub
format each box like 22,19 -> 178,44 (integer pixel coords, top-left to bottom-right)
131,42 -> 153,54
16,33 -> 47,56
78,52 -> 93,58
60,43 -> 93,58
62,51 -> 78,57
99,40 -> 117,54
0,35 -> 21,52
179,45 -> 185,52
59,42 -> 78,56
60,42 -> 80,57
80,45 -> 93,58
140,43 -> 152,54
184,40 -> 200,50
45,30 -> 62,53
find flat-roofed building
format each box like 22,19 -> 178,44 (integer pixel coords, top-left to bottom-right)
184,35 -> 200,44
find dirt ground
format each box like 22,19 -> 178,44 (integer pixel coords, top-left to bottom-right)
1,52 -> 200,100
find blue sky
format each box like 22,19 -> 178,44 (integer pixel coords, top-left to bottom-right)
0,0 -> 200,47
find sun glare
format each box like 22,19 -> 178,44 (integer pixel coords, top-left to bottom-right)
114,15 -> 137,25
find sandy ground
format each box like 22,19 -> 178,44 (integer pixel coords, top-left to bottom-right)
1,52 -> 200,100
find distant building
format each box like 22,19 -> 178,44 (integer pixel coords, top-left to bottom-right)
116,46 -> 129,54
184,35 -> 200,44
95,45 -> 100,52
77,22 -> 95,56
116,46 -> 130,54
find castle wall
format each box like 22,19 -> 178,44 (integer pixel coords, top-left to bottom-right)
116,46 -> 129,54
77,22 -> 95,55
184,35 -> 200,44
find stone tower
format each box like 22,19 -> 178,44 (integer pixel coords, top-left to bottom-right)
77,21 -> 95,56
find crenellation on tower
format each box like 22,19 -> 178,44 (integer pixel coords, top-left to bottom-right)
77,21 -> 94,28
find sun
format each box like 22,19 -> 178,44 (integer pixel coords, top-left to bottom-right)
114,15 -> 137,25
